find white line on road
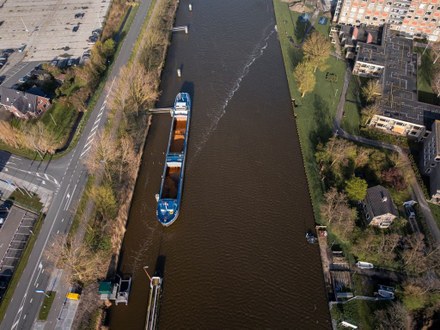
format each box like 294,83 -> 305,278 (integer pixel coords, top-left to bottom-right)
65,183 -> 78,211
79,146 -> 92,159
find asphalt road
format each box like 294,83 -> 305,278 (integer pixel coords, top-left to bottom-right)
0,0 -> 154,328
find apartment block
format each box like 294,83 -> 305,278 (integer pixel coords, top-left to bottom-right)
333,0 -> 440,41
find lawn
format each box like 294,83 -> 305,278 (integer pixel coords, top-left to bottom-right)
342,76 -> 361,135
40,101 -> 79,147
414,47 -> 440,105
38,291 -> 56,321
8,188 -> 43,212
273,0 -> 346,220
428,202 -> 440,229
330,299 -> 389,330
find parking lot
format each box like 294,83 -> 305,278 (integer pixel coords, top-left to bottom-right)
0,0 -> 111,61
0,202 -> 39,300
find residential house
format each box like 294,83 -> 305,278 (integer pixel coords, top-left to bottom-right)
363,185 -> 399,228
0,86 -> 51,119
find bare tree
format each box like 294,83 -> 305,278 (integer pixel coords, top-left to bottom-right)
117,135 -> 137,183
402,233 -> 427,273
46,236 -> 106,285
320,187 -> 356,240
374,302 -> 407,330
0,120 -> 25,149
361,79 -> 382,103
361,102 -> 380,126
26,121 -> 58,156
84,131 -> 120,180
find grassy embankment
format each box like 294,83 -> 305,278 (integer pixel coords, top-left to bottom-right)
272,0 -> 345,220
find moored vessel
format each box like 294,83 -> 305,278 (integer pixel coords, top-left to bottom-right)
156,92 -> 191,226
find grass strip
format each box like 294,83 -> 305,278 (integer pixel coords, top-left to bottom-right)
38,291 -> 56,321
0,213 -> 44,321
8,189 -> 43,213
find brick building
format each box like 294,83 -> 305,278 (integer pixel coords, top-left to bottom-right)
334,0 -> 440,42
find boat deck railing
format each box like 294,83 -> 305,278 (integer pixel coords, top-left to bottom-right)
145,277 -> 162,330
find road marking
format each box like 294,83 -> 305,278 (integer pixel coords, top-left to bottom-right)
61,218 -> 64,222
23,314 -> 26,320
79,145 -> 92,159
65,183 -> 78,210
29,298 -> 33,304
12,319 -> 19,329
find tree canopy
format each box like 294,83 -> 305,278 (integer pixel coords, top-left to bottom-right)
302,32 -> 331,73
293,61 -> 315,97
345,176 -> 368,201
361,79 -> 382,103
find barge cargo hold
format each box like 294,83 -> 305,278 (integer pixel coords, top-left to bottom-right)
156,93 -> 191,226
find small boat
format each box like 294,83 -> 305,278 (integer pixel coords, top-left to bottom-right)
306,231 -> 317,244
156,93 -> 191,226
355,261 -> 374,269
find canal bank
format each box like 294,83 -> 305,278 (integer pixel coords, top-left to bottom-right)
109,0 -> 331,328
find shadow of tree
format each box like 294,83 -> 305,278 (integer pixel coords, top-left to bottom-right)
288,46 -> 303,69
309,94 -> 333,151
294,16 -> 309,43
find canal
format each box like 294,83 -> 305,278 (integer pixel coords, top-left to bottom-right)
109,0 -> 331,328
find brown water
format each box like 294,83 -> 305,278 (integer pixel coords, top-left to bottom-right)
109,0 -> 331,328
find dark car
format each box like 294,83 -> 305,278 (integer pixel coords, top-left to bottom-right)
72,25 -> 79,32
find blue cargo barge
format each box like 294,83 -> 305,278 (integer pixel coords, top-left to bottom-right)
156,93 -> 191,226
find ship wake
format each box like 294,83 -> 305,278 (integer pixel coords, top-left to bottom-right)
192,24 -> 275,159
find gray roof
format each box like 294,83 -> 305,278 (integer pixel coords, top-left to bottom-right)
0,86 -> 44,115
364,185 -> 398,220
354,25 -> 440,127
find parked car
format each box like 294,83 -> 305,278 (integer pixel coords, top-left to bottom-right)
67,58 -> 78,67
87,35 -> 98,45
72,25 -> 79,32
18,44 -> 26,52
18,76 -> 29,83
0,218 -> 4,226
50,59 -> 58,67
74,13 -> 85,19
